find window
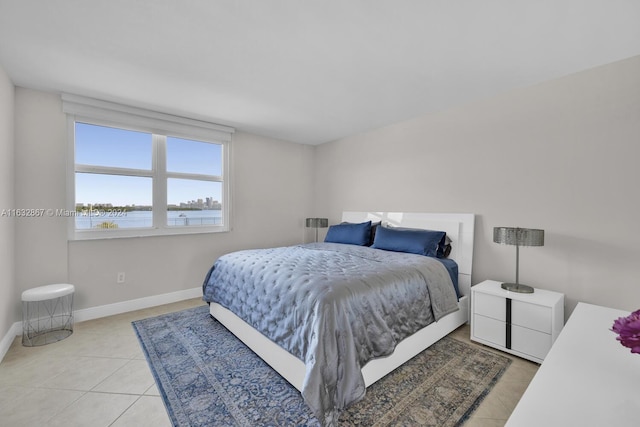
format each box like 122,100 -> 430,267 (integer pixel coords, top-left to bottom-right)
63,95 -> 233,239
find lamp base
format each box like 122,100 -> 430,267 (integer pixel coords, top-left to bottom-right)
500,282 -> 535,294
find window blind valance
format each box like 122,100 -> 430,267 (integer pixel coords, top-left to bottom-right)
62,94 -> 234,143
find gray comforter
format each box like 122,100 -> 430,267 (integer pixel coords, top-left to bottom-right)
202,242 -> 459,426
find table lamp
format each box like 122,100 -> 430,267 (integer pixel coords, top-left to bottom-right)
306,218 -> 328,242
493,226 -> 544,293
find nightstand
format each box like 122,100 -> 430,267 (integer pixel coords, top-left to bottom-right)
470,280 -> 564,363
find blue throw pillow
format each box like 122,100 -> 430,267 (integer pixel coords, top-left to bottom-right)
371,226 -> 446,257
324,221 -> 372,246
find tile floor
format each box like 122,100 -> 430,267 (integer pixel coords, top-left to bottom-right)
0,298 -> 537,426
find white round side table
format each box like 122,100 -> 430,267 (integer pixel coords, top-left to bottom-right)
21,284 -> 75,346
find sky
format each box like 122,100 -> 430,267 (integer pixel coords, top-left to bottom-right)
75,122 -> 223,206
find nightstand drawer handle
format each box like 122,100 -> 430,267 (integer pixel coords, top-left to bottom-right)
506,298 -> 512,349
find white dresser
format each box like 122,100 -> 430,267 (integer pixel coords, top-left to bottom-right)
471,280 -> 564,363
506,302 -> 640,427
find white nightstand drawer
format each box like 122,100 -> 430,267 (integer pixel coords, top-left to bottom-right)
512,300 -> 551,333
511,325 -> 552,361
474,292 -> 506,321
474,292 -> 552,333
475,314 -> 553,360
473,314 -> 504,347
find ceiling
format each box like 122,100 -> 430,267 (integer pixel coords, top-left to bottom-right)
1,1 -> 639,145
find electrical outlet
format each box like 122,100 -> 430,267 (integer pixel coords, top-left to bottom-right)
117,272 -> 126,284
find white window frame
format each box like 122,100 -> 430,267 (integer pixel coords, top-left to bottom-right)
63,94 -> 234,240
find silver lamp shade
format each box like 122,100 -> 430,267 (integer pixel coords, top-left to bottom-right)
493,227 -> 544,293
306,218 -> 328,242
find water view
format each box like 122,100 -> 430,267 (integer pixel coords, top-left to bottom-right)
75,209 -> 222,229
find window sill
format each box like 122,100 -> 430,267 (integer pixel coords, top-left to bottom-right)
70,225 -> 229,241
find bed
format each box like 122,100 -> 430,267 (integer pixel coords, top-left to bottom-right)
202,211 -> 474,426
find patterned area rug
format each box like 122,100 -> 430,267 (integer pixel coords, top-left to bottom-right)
133,305 -> 510,426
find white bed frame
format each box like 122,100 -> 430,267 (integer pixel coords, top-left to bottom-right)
210,212 -> 475,392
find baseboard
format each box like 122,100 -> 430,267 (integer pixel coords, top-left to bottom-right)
74,287 -> 202,323
0,287 -> 202,363
0,322 -> 22,363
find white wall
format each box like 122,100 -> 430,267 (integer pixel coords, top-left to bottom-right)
0,65 -> 16,339
14,89 -> 69,319
13,88 -> 315,312
315,55 -> 640,315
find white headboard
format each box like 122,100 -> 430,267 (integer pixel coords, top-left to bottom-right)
341,212 -> 475,297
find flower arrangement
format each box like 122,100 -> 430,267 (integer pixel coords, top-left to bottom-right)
611,309 -> 640,354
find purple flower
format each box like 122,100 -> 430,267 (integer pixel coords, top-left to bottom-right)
612,309 -> 640,354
